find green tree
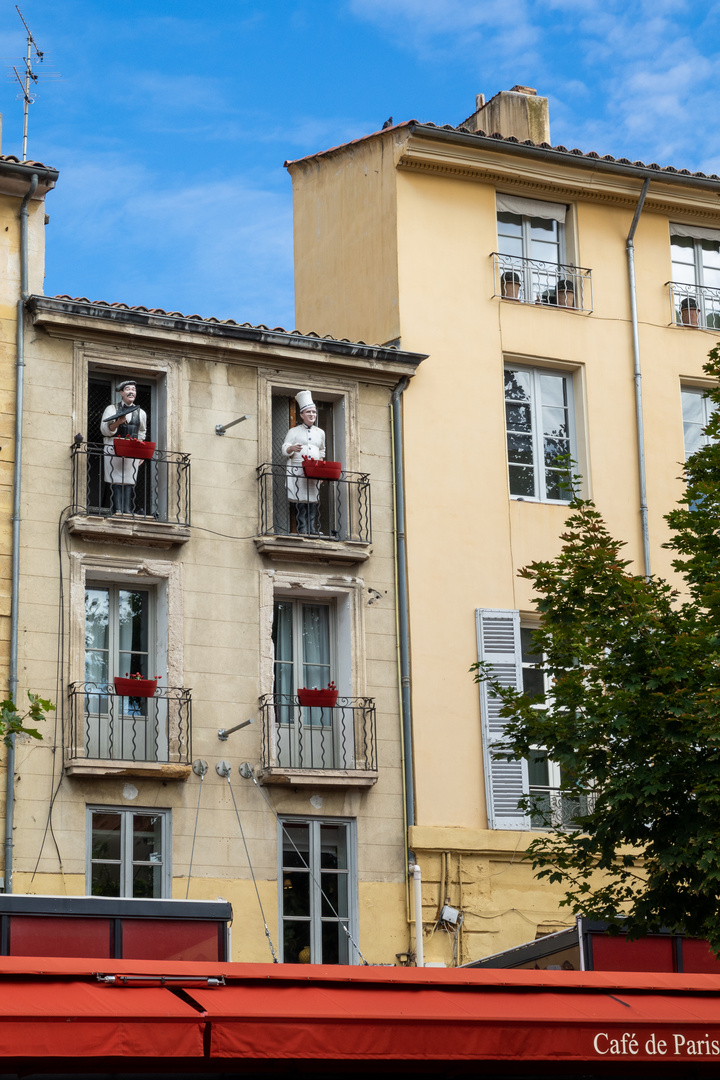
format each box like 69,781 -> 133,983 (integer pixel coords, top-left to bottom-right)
472,346 -> 720,952
0,693 -> 53,746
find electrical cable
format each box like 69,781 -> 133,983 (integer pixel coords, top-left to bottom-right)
185,769 -> 205,899
30,504 -> 74,881
248,772 -> 369,965
223,774 -> 278,963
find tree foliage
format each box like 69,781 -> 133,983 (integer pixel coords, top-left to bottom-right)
0,693 -> 53,747
472,345 -> 720,952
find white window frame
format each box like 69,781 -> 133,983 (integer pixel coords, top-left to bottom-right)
272,597 -> 337,699
670,227 -> 720,329
504,363 -> 577,504
277,815 -> 358,965
86,805 -> 171,898
681,385 -> 716,460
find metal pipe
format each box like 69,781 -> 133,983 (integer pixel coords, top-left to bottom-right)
215,413 -> 249,436
626,177 -> 651,579
391,377 -> 414,831
6,172 -> 38,894
408,862 -> 424,966
217,717 -> 254,741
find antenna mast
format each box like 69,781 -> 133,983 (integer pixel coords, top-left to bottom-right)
12,7 -> 59,162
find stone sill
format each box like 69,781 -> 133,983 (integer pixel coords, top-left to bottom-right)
258,766 -> 378,788
67,514 -> 191,548
65,758 -> 191,780
254,535 -> 370,565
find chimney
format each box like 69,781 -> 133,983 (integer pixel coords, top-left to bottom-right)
462,87 -> 550,144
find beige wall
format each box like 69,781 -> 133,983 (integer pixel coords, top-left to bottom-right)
7,302 -> 415,965
291,128 -> 720,962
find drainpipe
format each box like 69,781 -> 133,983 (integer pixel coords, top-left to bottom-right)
408,862 -> 424,967
6,172 -> 38,894
626,177 -> 651,579
391,378 -> 414,832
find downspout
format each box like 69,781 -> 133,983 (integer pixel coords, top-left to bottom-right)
391,377 -> 414,833
407,862 -> 424,967
6,172 -> 38,893
626,177 -> 651,579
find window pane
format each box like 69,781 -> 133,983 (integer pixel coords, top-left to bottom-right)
507,432 -> 534,465
283,824 -> 309,868
701,240 -> 720,269
497,212 -> 522,236
521,627 -> 541,663
684,423 -> 705,458
509,465 -> 535,497
506,402 -> 532,432
91,862 -> 121,897
85,589 -> 109,651
132,863 -> 161,899
272,602 -> 293,663
283,871 -> 310,917
505,369 -> 532,401
283,920 -> 311,964
132,814 -> 163,862
302,604 -> 331,689
545,469 -> 572,502
540,374 -> 567,409
527,750 -> 550,787
118,590 -> 149,678
320,825 -> 347,870
91,812 -> 122,860
682,390 -> 705,426
542,407 -> 569,440
321,920 -> 349,965
321,873 -> 348,919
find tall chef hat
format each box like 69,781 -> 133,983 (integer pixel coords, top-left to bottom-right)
117,378 -> 137,391
295,390 -> 316,413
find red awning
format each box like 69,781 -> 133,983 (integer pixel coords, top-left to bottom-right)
1,956 -> 720,1067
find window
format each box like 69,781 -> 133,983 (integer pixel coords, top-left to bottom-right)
279,817 -> 357,964
670,227 -> 720,328
476,609 -> 589,830
272,599 -> 333,701
85,584 -> 154,686
87,807 -> 170,897
682,386 -> 716,459
504,365 -> 575,502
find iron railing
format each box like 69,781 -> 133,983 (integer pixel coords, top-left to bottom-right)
258,462 -> 371,542
70,442 -> 191,524
68,682 -> 192,765
492,253 -> 593,311
528,786 -> 596,830
259,694 -> 377,773
667,281 -> 720,329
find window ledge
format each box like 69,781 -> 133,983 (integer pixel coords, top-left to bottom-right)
254,535 -> 371,565
257,766 -> 378,788
65,757 -> 192,780
67,514 -> 191,548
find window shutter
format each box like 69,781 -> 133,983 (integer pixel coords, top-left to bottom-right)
476,608 -> 530,830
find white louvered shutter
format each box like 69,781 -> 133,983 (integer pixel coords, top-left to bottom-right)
476,608 -> 530,830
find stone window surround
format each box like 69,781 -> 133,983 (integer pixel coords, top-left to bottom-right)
259,568 -> 367,700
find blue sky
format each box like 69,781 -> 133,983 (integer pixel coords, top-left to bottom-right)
1,0 -> 719,331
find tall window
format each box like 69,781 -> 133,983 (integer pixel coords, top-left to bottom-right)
682,386 -> 716,459
496,195 -> 570,305
272,599 -> 333,700
671,232 -> 720,328
87,807 -> 170,898
85,584 -> 153,686
504,365 -> 575,502
279,817 -> 357,964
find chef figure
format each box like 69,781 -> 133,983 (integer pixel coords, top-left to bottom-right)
100,378 -> 147,514
282,390 -> 325,534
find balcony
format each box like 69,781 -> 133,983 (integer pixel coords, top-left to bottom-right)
67,442 -> 191,547
66,681 -> 192,779
667,281 -> 720,330
258,694 -> 378,787
528,786 -> 596,830
255,462 -> 371,565
492,253 -> 593,312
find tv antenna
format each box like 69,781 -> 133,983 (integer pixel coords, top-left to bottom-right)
9,7 -> 61,161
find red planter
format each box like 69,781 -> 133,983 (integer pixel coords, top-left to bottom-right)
113,438 -> 156,460
114,677 -> 158,698
302,458 -> 342,480
298,688 -> 338,708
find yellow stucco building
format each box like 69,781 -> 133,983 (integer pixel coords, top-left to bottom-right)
287,87 -> 720,964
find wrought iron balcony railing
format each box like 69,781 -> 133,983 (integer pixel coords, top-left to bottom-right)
667,281 -> 720,329
258,462 -> 371,543
492,253 -> 593,312
259,694 -> 377,773
528,785 -> 596,830
68,682 -> 192,765
70,442 -> 191,525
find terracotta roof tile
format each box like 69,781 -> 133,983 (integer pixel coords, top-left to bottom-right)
0,152 -> 54,170
50,295 -> 397,350
286,118 -> 720,183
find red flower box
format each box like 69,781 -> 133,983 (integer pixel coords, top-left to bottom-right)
302,458 -> 342,480
297,687 -> 338,708
114,677 -> 158,698
113,438 -> 156,460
